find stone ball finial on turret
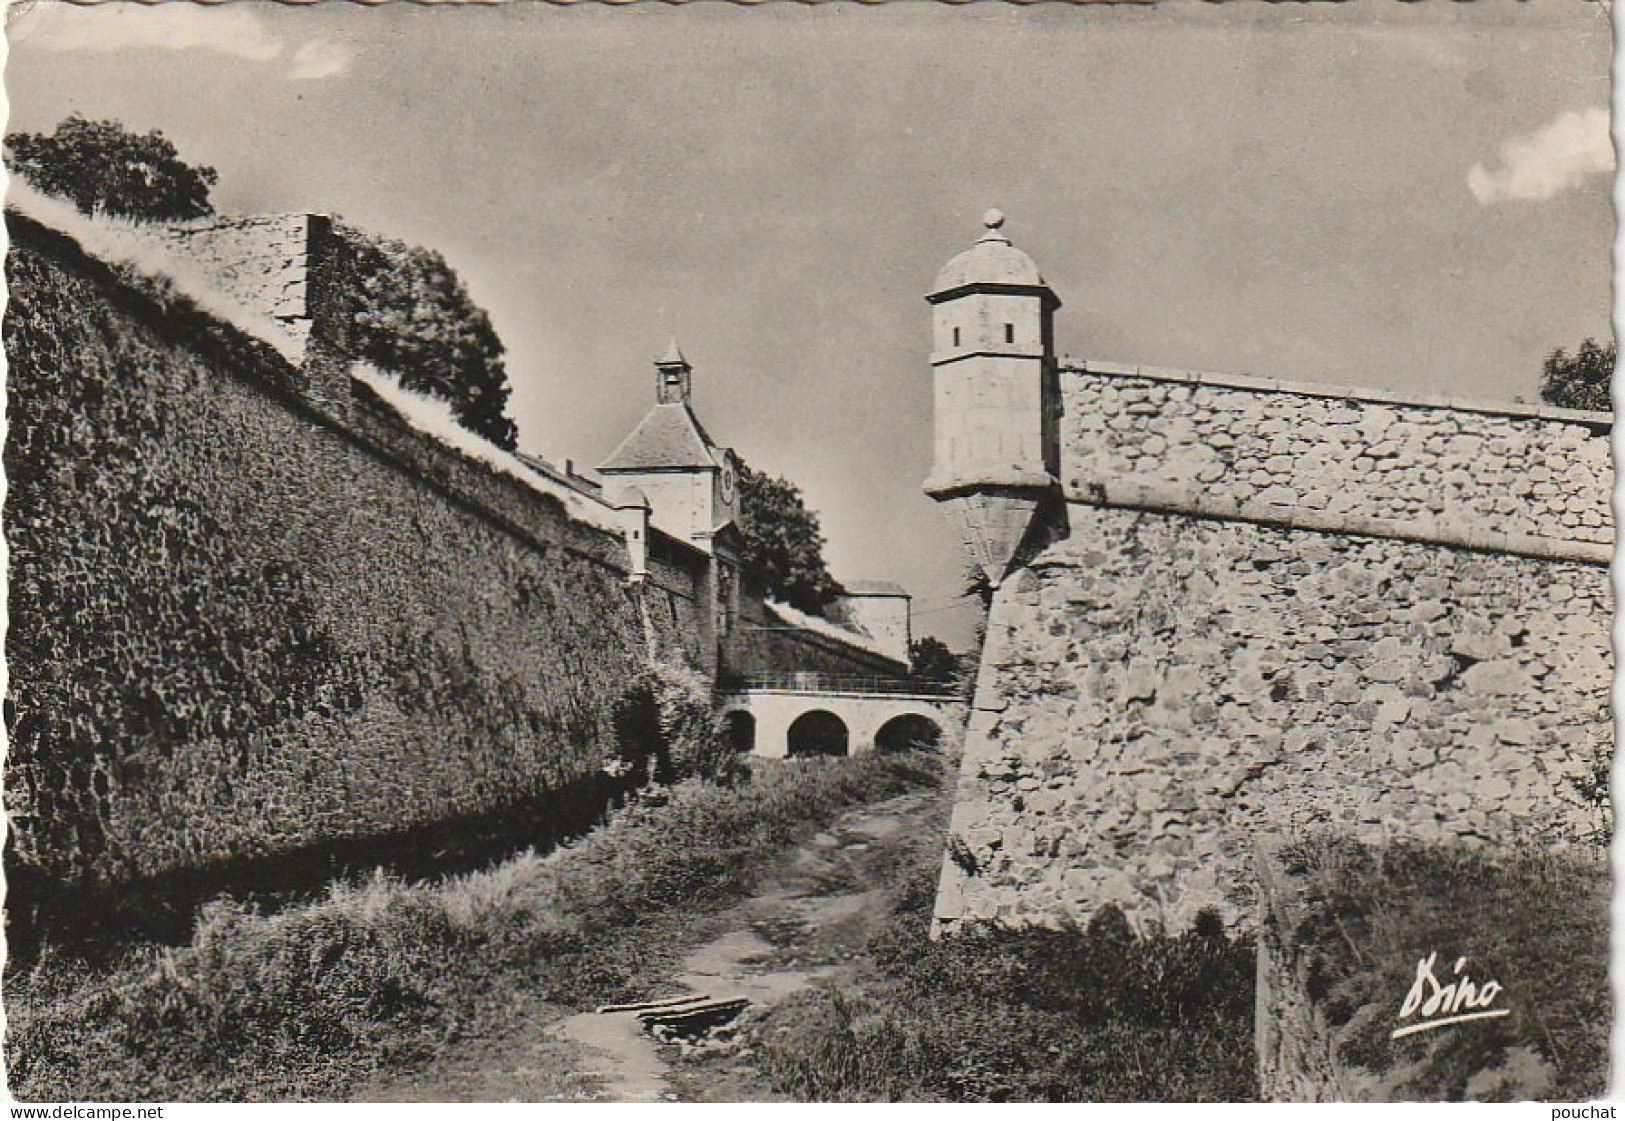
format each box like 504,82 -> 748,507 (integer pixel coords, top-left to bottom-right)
931,208 -> 1048,294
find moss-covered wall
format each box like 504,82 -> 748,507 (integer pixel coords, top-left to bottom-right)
3,223 -> 670,900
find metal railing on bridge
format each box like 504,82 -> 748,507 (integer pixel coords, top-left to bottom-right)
724,671 -> 961,698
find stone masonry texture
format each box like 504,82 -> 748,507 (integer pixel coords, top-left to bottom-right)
724,595 -> 908,681
159,215 -> 318,324
934,367 -> 1612,934
1063,367 -> 1610,552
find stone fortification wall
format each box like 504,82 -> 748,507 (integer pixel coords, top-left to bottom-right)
158,214 -> 320,329
934,366 -> 1611,934
1062,363 -> 1610,556
3,215 -> 700,910
1254,849 -> 1355,1101
723,595 -> 910,682
642,537 -> 713,668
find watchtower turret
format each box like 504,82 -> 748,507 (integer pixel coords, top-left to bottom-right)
923,210 -> 1061,585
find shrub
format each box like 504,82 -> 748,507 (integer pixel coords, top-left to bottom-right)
650,657 -> 744,785
754,866 -> 1257,1102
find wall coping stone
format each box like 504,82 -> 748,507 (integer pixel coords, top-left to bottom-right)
1062,481 -> 1611,567
1064,359 -> 1613,431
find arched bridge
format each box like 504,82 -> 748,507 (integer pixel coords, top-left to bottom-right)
720,672 -> 966,758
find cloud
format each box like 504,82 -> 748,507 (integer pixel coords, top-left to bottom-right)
10,3 -> 282,60
1467,106 -> 1614,205
288,40 -> 352,82
10,3 -> 348,81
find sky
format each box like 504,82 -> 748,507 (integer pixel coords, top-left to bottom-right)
5,1 -> 1614,647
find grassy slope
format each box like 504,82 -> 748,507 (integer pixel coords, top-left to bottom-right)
748,828 -> 1258,1102
738,830 -> 1607,1103
1277,837 -> 1610,1101
733,821 -> 1607,1102
6,753 -> 938,1102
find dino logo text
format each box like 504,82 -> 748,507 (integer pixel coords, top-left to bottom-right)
1391,952 -> 1509,1039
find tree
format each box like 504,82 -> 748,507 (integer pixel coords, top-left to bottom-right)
909,636 -> 960,684
1539,337 -> 1614,413
334,223 -> 519,449
5,115 -> 218,223
736,462 -> 844,615
6,115 -> 521,450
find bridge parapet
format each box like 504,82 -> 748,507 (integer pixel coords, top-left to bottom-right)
726,671 -> 960,700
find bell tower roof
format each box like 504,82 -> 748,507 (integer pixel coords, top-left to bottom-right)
657,334 -> 689,370
599,406 -> 718,472
599,340 -> 720,472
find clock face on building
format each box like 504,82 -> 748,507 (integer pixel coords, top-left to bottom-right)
719,456 -> 737,506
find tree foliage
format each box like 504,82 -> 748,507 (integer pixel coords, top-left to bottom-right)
1539,337 -> 1614,413
333,223 -> 519,449
6,115 -> 521,450
736,462 -> 844,615
5,115 -> 218,223
909,636 -> 960,684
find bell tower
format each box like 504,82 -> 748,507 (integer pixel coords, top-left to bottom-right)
599,338 -> 739,550
600,338 -> 743,679
654,336 -> 693,404
923,210 -> 1061,586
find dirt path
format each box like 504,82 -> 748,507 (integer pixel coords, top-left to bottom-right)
355,783 -> 947,1103
558,785 -> 943,1102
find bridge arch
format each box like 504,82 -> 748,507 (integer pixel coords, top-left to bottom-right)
722,709 -> 756,754
874,712 -> 943,753
787,710 -> 849,757
720,676 -> 964,759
